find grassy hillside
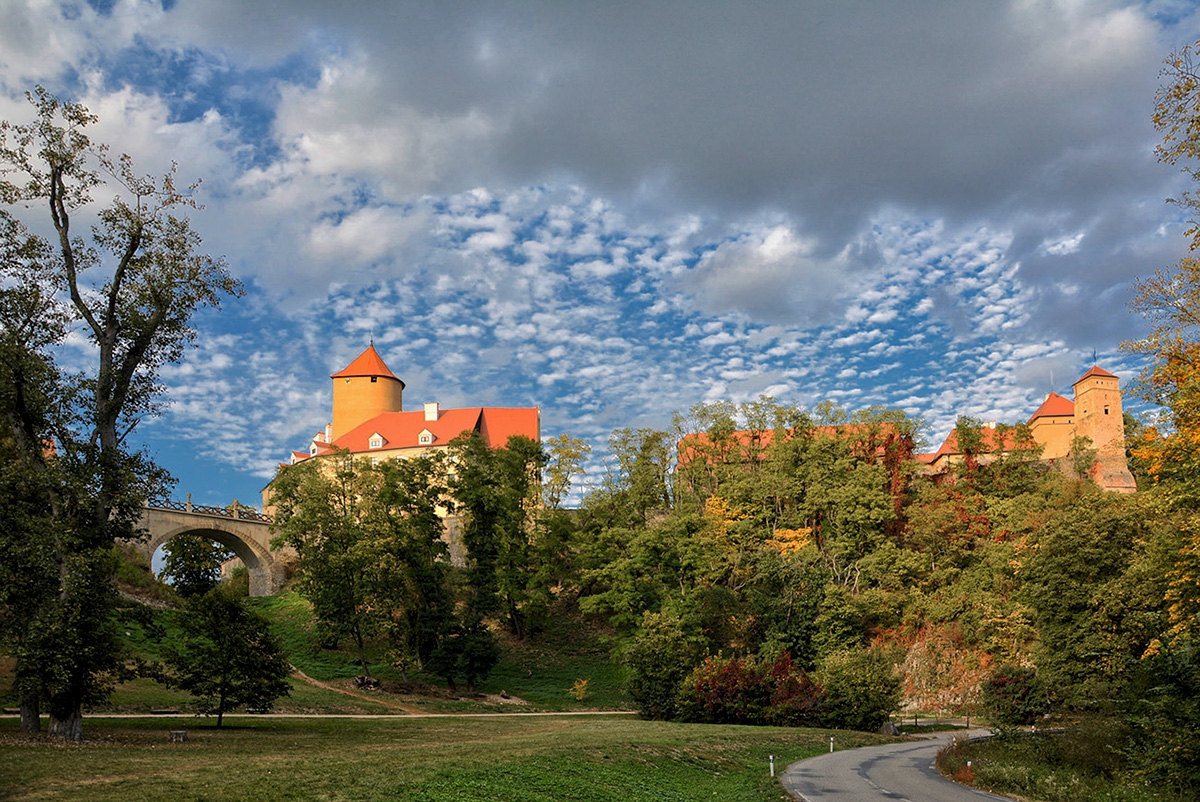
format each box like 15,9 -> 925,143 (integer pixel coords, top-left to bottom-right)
0,554 -> 635,717
243,590 -> 631,714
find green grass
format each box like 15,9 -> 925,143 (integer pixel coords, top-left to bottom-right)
238,590 -> 633,714
41,584 -> 630,716
0,715 -> 889,801
938,730 -> 1183,802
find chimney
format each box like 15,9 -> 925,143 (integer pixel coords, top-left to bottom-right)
424,402 -> 439,421
325,423 -> 334,442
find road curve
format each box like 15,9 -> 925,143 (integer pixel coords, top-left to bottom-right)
780,729 -> 1012,802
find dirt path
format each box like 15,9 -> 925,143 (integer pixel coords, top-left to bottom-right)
289,666 -> 427,715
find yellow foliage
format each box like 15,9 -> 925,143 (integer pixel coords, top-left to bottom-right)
766,527 -> 813,555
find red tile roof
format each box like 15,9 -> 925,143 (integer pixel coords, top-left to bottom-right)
1073,365 -> 1117,385
479,407 -> 542,448
1029,392 -> 1074,421
331,345 -> 403,384
332,407 -> 539,453
926,425 -> 1019,461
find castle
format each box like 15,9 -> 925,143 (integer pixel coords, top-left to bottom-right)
289,344 -> 540,466
917,366 -> 1136,493
279,345 -> 540,562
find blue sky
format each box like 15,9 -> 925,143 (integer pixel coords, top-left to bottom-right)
3,0 -> 1199,507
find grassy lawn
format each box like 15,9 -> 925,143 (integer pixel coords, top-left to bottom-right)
0,715 -> 888,801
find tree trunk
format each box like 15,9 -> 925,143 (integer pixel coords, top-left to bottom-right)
49,707 -> 83,741
19,700 -> 40,733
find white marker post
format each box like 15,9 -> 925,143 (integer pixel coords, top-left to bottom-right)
829,736 -> 835,753
769,755 -> 775,777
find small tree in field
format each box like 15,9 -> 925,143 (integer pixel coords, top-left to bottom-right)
165,588 -> 291,727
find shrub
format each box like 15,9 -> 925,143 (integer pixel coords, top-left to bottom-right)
817,647 -> 902,731
624,612 -> 703,720
982,664 -> 1043,727
675,651 -> 825,726
677,655 -> 772,724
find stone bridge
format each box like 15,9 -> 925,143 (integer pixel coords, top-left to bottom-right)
130,497 -> 294,596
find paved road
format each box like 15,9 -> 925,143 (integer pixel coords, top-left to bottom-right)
780,729 -> 1012,802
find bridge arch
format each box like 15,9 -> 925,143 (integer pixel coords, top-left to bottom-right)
135,506 -> 290,596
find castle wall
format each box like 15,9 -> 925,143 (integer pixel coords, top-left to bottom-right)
1029,416 -> 1075,460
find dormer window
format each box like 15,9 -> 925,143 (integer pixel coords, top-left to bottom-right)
368,432 -> 386,450
419,428 -> 435,445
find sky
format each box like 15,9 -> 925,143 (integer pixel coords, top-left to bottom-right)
2,0 -> 1199,507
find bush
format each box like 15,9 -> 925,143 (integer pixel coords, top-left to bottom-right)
816,647 -> 901,731
675,652 -> 824,727
624,612 -> 703,720
982,664 -> 1043,727
677,655 -> 772,724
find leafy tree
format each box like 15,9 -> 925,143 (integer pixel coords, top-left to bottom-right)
1018,487 -> 1151,707
981,664 -> 1043,728
816,647 -> 902,732
271,451 -> 466,680
0,88 -> 239,739
543,433 -> 590,508
270,453 -> 380,676
623,611 -> 705,720
362,455 -> 457,672
675,652 -> 824,727
1122,644 -> 1200,796
426,617 -> 500,693
164,587 -> 291,727
451,433 -> 551,638
160,534 -> 236,598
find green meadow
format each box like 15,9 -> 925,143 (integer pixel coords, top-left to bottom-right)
0,715 -> 887,801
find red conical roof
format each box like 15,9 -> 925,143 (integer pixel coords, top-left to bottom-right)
1072,365 -> 1117,386
330,345 -> 402,383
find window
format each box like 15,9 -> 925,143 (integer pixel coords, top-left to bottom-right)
371,376 -> 377,383
419,429 -> 434,445
369,433 -> 385,449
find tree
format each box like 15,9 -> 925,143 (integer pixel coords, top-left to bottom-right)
981,664 -> 1043,729
160,534 -> 236,598
271,453 -> 388,677
623,611 -> 705,720
271,451 -> 460,677
816,647 -> 902,732
543,433 -> 590,508
0,88 -> 240,739
451,433 -> 550,638
1154,40 -> 1200,251
164,587 -> 291,727
362,455 -> 457,673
